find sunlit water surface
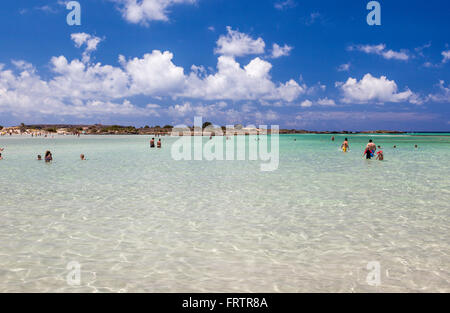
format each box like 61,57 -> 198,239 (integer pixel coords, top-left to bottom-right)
0,134 -> 449,292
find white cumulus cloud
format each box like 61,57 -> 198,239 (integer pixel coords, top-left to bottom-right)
336,73 -> 419,104
271,43 -> 293,58
71,33 -> 103,63
184,56 -> 306,102
112,0 -> 196,25
215,27 -> 265,57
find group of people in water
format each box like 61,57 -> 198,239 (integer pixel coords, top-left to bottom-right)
339,138 -> 384,160
0,136 -> 421,163
150,137 -> 162,148
0,149 -> 85,163
333,137 -> 420,161
0,137 -> 164,162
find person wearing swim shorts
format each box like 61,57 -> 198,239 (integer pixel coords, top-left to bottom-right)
366,139 -> 376,152
363,147 -> 372,159
157,139 -> 161,148
150,138 -> 155,148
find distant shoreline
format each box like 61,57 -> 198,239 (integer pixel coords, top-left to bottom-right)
1,124 -> 449,136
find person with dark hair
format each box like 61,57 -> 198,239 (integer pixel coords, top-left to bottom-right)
376,146 -> 384,160
157,139 -> 162,148
150,138 -> 155,148
341,137 -> 349,152
366,139 -> 376,153
45,151 -> 52,163
0,153 -> 3,160
363,147 -> 373,159
37,155 -> 42,161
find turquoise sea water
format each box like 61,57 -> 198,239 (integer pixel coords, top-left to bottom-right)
0,134 -> 449,292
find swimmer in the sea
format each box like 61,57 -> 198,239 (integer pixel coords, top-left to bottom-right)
157,139 -> 161,148
37,155 -> 42,161
45,150 -> 52,162
363,147 -> 373,159
150,138 -> 155,148
341,138 -> 349,152
376,147 -> 384,160
0,153 -> 3,160
80,154 -> 85,160
366,139 -> 377,152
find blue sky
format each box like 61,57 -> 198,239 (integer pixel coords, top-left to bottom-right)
0,0 -> 449,130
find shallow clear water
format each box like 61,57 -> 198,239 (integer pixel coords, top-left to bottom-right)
0,134 -> 449,292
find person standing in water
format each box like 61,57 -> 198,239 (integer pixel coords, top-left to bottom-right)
366,139 -> 376,152
376,146 -> 384,160
331,136 -> 335,141
0,153 -> 3,160
80,154 -> 85,160
150,138 -> 155,148
157,139 -> 161,148
341,138 -> 349,152
363,147 -> 373,159
45,151 -> 52,163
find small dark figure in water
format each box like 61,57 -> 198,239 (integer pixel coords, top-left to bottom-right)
80,154 -> 85,160
157,139 -> 161,148
150,138 -> 155,148
331,136 -> 335,141
37,155 -> 42,161
393,145 -> 397,148
363,147 -> 373,159
0,153 -> 3,160
415,144 -> 418,149
45,151 -> 52,162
